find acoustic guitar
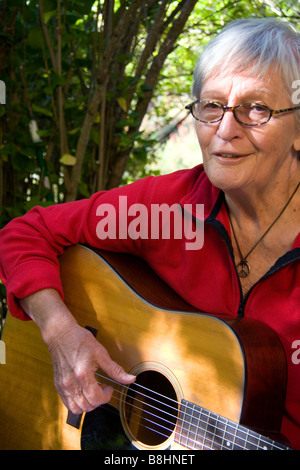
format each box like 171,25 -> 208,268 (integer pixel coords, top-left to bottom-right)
0,245 -> 290,450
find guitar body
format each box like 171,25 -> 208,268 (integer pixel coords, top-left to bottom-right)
0,245 -> 287,450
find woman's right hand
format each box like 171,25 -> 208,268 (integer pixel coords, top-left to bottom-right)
20,288 -> 135,414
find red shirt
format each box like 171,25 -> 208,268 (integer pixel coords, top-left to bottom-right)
1,164 -> 300,448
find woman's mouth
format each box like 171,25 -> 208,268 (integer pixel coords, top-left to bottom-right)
214,152 -> 250,160
217,153 -> 242,158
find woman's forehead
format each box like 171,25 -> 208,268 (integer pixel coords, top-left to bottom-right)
201,68 -> 287,100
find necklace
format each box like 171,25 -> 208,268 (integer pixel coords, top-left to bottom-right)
227,180 -> 300,278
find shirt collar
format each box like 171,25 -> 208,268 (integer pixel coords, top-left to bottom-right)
179,164 -> 230,232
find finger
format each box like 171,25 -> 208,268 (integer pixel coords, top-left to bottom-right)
67,364 -> 118,413
94,344 -> 135,384
59,381 -> 112,414
81,380 -> 114,409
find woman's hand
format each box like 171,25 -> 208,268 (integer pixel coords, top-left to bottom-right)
20,289 -> 135,414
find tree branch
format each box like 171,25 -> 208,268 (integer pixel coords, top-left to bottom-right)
106,0 -> 198,189
38,0 -> 58,73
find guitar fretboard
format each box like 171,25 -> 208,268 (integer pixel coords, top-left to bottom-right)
175,399 -> 290,450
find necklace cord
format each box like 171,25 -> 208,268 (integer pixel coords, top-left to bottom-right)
226,180 -> 300,277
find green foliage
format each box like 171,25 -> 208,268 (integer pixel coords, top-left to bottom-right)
0,0 -> 299,229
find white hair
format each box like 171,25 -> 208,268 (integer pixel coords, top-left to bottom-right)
192,17 -> 300,101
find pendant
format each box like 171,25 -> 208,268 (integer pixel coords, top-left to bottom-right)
237,259 -> 250,278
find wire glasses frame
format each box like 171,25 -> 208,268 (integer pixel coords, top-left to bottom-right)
185,100 -> 300,127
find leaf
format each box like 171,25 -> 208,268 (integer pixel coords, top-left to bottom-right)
67,128 -> 80,135
44,10 -> 57,24
37,129 -> 55,138
50,72 -> 66,89
32,104 -> 53,117
27,26 -> 45,50
90,129 -> 99,145
78,181 -> 91,198
117,97 -> 127,112
59,154 -> 77,166
24,198 -> 55,212
94,113 -> 101,124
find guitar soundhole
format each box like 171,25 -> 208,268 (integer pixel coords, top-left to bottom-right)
122,370 -> 179,448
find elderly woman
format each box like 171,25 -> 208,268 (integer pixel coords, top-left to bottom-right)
0,17 -> 300,449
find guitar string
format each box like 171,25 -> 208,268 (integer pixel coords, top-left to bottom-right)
101,395 -> 214,451
100,385 -> 241,450
94,372 -> 284,450
95,372 -> 285,450
98,381 -> 275,451
94,373 -> 222,450
109,387 -> 252,450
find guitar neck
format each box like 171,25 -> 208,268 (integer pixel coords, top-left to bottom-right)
175,400 -> 289,450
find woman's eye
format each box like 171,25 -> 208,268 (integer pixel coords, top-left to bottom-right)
203,102 -> 221,109
249,103 -> 267,112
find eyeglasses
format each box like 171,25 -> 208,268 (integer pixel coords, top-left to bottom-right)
185,100 -> 300,127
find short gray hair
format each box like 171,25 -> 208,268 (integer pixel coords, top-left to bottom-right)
192,17 -> 300,103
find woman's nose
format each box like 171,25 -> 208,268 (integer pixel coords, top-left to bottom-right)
216,109 -> 244,142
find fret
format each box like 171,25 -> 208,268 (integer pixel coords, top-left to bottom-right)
210,413 -> 218,449
190,403 -> 201,449
220,416 -> 236,450
215,416 -> 232,450
200,407 -> 209,449
194,404 -> 219,449
223,420 -> 233,450
177,400 -> 225,450
183,402 -> 198,449
203,409 -> 222,450
244,430 -> 266,450
220,418 -> 267,450
175,401 -> 188,448
201,408 -> 209,449
176,399 -> 291,451
197,406 -> 234,450
175,400 -> 205,449
183,401 -> 208,449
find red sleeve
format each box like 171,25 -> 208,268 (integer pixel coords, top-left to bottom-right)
0,166 -> 203,320
0,196 -> 94,319
0,184 -> 146,320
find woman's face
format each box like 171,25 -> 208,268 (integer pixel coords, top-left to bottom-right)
195,70 -> 300,196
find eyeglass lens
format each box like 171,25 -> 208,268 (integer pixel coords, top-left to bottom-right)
192,102 -> 271,125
